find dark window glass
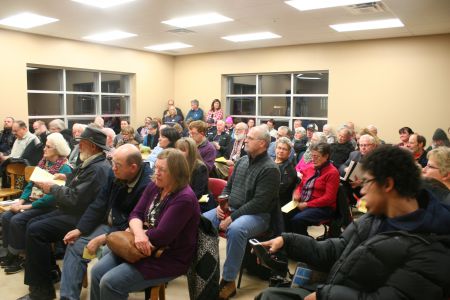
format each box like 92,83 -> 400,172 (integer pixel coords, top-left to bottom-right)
293,97 -> 328,118
228,97 -> 256,115
27,68 -> 62,91
229,76 -> 256,94
28,94 -> 63,116
66,94 -> 97,115
66,70 -> 97,92
101,95 -> 128,114
101,73 -> 128,93
294,73 -> 328,94
259,96 -> 291,116
260,74 -> 291,94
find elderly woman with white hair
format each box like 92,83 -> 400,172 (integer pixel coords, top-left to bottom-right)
0,133 -> 72,274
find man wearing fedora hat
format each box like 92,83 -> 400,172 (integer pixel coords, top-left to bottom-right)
18,126 -> 111,300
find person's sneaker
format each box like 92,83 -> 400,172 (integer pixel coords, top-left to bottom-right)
219,279 -> 236,300
0,253 -> 17,268
4,256 -> 24,274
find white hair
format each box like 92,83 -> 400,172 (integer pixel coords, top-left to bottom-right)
295,127 -> 306,135
46,132 -> 71,157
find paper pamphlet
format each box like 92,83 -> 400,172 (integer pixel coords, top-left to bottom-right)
30,167 -> 65,186
0,199 -> 20,206
215,157 -> 227,164
281,200 -> 298,213
341,160 -> 364,182
357,198 -> 368,213
199,194 -> 209,203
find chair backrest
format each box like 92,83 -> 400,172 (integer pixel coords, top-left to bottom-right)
208,178 -> 227,203
5,163 -> 26,190
25,166 -> 36,182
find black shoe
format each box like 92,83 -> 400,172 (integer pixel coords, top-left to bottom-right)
50,264 -> 61,284
0,253 -> 17,268
5,256 -> 24,274
17,285 -> 56,300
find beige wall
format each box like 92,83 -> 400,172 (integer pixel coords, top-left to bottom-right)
174,34 -> 450,144
1,28 -> 449,145
0,28 -> 174,129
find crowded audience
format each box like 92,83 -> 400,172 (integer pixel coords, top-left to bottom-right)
0,101 -> 449,300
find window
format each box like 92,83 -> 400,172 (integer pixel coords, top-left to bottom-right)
226,72 -> 328,130
27,66 -> 131,130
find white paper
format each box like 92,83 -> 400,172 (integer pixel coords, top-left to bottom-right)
30,167 -> 65,186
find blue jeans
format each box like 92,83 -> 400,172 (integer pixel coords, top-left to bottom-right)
203,208 -> 270,281
90,252 -> 175,300
60,225 -> 109,300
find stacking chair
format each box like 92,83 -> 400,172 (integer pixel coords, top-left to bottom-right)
208,178 -> 227,203
0,163 -> 26,200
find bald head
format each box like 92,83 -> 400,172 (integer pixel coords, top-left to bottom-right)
112,144 -> 142,181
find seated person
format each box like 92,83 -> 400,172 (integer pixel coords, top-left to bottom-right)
0,120 -> 41,165
287,142 -> 339,235
256,145 -> 450,300
275,137 -> 298,208
176,137 -> 215,212
189,120 -> 216,173
113,119 -> 142,147
203,125 -> 280,299
422,147 -> 450,204
268,126 -> 296,162
185,99 -> 204,122
0,133 -> 72,274
295,132 -> 327,176
163,106 -> 183,127
322,124 -> 337,144
116,125 -> 140,148
407,133 -> 428,168
142,120 -> 159,149
293,127 -> 308,161
207,120 -> 231,158
397,126 -> 414,148
0,117 -> 15,156
59,144 -> 151,300
428,128 -> 450,150
329,127 -> 354,169
90,149 -> 200,299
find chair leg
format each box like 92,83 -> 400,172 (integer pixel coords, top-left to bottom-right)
82,271 -> 88,288
159,284 -> 165,300
237,262 -> 244,289
150,285 -> 160,300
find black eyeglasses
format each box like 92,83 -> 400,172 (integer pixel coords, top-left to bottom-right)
361,178 -> 376,187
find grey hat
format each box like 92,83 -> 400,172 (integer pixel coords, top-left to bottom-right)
75,126 -> 109,151
307,123 -> 318,132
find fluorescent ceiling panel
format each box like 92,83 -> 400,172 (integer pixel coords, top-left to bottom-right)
145,42 -> 192,51
285,0 -> 381,11
222,32 -> 281,42
330,18 -> 404,32
72,0 -> 136,9
0,12 -> 58,29
83,30 -> 137,41
162,13 -> 233,28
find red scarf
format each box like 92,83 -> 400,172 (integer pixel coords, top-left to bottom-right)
38,157 -> 68,174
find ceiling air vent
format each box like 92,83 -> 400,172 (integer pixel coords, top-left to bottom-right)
345,2 -> 386,14
166,28 -> 196,34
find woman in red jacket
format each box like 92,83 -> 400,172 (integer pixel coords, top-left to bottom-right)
288,142 -> 339,235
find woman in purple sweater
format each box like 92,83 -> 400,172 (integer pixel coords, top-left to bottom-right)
90,149 -> 200,300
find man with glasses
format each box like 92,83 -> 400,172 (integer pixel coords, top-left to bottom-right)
59,144 -> 152,300
339,134 -> 377,204
256,145 -> 450,300
204,125 -> 280,300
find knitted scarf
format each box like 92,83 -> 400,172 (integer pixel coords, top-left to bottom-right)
38,157 -> 67,174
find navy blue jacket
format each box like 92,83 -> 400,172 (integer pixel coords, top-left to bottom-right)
76,163 -> 152,235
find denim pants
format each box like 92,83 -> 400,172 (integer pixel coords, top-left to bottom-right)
59,224 -> 110,300
203,208 -> 270,281
2,207 -> 53,254
290,207 -> 334,236
90,251 -> 175,300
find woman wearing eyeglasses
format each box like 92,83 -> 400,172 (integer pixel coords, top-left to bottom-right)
0,133 -> 72,274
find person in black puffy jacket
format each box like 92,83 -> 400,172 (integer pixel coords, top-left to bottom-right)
256,145 -> 450,300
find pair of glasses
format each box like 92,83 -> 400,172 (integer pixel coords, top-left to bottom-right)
361,178 -> 376,187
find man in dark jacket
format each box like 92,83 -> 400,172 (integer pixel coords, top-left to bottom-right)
256,145 -> 450,300
0,116 -> 15,155
204,125 -> 280,300
19,126 -> 111,300
330,127 -> 354,169
59,144 -> 152,300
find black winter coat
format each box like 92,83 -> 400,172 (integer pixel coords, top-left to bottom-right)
282,192 -> 450,300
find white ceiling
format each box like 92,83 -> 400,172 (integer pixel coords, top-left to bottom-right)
0,0 -> 449,55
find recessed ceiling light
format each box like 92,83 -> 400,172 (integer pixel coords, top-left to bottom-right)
0,12 -> 58,29
144,42 -> 193,51
222,32 -> 281,42
162,13 -> 233,28
72,0 -> 136,9
285,0 -> 381,11
83,30 -> 137,41
330,18 -> 404,32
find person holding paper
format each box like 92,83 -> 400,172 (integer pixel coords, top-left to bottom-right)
288,142 -> 339,236
0,132 -> 72,274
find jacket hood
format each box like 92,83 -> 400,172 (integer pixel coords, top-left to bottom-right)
382,189 -> 450,235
